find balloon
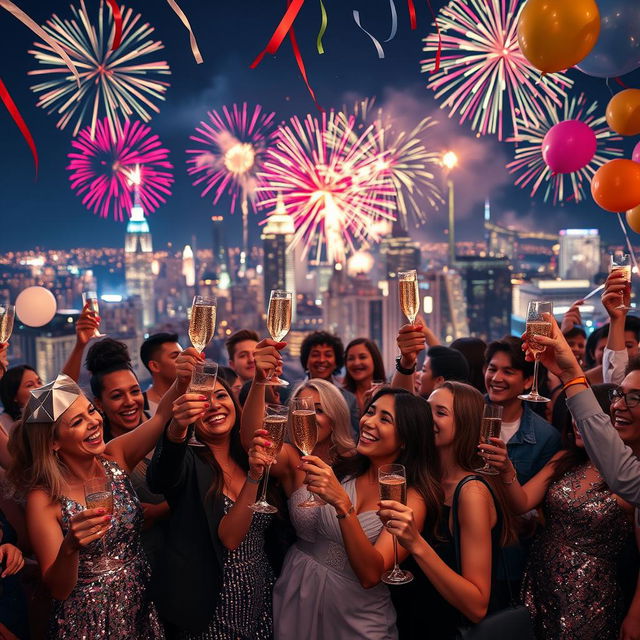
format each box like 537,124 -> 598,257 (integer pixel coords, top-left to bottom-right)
606,89 -> 640,136
627,205 -> 640,233
518,0 -> 600,74
633,141 -> 640,164
591,159 -> 640,211
576,0 -> 640,78
542,120 -> 597,174
15,287 -> 57,327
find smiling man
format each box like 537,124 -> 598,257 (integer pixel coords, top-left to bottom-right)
484,336 -> 560,484
225,330 -> 259,384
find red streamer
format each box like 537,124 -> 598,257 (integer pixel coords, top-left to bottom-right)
425,0 -> 441,72
407,0 -> 417,29
106,0 -> 123,50
289,16 -> 323,111
251,0 -> 305,68
0,77 -> 38,174
615,77 -> 629,89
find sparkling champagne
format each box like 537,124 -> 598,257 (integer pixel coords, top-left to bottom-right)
612,264 -> 632,282
480,417 -> 502,443
399,279 -> 419,323
525,321 -> 552,354
267,297 -> 291,342
87,297 -> 99,315
189,304 -> 216,353
291,410 -> 317,456
0,307 -> 14,343
379,475 -> 407,504
263,415 -> 286,460
86,491 -> 114,514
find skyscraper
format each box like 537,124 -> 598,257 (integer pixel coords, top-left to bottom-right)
211,215 -> 231,289
421,268 -> 470,343
380,220 -> 421,279
182,245 -> 196,287
261,193 -> 296,319
558,229 -> 600,281
124,168 -> 155,328
457,256 -> 512,342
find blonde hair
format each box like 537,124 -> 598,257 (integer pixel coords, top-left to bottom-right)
291,379 -> 356,460
7,406 -> 78,502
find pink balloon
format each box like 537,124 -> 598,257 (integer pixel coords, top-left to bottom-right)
542,120 -> 597,174
633,141 -> 640,164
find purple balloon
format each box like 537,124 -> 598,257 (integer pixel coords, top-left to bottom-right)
633,141 -> 640,164
542,120 -> 597,174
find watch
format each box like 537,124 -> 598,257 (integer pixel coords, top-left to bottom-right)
395,355 -> 416,375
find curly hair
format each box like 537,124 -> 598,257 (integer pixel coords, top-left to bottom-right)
299,331 -> 345,374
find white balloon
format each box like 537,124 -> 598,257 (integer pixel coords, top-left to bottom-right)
15,287 -> 57,327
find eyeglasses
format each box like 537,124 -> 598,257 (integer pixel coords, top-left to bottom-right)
608,387 -> 640,409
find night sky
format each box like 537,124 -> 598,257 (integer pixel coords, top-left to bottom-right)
0,0 -> 639,252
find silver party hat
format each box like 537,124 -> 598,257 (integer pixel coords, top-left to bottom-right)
25,374 -> 83,424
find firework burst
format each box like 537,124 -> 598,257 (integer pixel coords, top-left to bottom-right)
67,118 -> 174,220
258,112 -> 397,264
421,0 -> 573,140
29,0 -> 170,139
186,103 -> 276,214
506,93 -> 624,204
343,98 -> 443,229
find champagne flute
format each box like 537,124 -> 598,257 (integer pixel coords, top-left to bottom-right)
398,270 -> 419,324
474,404 -> 504,475
249,403 -> 288,514
291,396 -> 322,508
610,251 -> 634,311
261,290 -> 292,387
187,360 -> 218,447
518,301 -> 553,403
189,295 -> 217,354
0,302 -> 15,343
82,291 -> 105,338
379,463 -> 413,585
84,476 -> 116,572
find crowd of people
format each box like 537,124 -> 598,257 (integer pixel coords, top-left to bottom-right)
0,270 -> 639,638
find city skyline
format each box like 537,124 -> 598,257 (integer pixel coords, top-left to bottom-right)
0,1 -> 638,253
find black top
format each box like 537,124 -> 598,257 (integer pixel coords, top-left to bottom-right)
391,476 -> 507,640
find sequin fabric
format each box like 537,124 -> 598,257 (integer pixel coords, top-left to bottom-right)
522,463 -> 633,639
176,495 -> 274,640
50,458 -> 164,639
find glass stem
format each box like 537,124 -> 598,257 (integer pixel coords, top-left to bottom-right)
531,356 -> 540,397
258,464 -> 272,504
392,534 -> 400,571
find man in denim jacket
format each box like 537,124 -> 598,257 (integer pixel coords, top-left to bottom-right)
484,336 -> 561,484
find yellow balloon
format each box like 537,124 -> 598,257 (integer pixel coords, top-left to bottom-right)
606,90 -> 640,137
627,205 -> 640,233
518,0 -> 600,74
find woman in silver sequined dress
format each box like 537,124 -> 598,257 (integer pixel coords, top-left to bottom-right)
147,374 -> 278,639
482,384 -> 639,639
7,352 -> 194,639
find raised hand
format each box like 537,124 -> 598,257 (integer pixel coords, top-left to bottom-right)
602,271 -> 630,321
377,501 -> 422,553
396,323 -> 427,368
171,393 -> 209,430
560,300 -> 584,333
248,428 -> 273,479
62,508 -> 112,551
253,339 -> 285,382
175,348 -> 204,392
477,437 -> 513,475
76,302 -> 101,345
300,455 -> 349,508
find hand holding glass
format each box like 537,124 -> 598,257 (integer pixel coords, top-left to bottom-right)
187,360 -> 218,447
262,290 -> 292,386
0,302 -> 15,343
610,252 -> 633,311
189,295 -> 217,353
82,291 -> 105,338
249,404 -> 287,514
291,396 -> 322,508
379,463 -> 413,585
518,301 -> 552,403
84,476 -> 117,572
474,404 -> 503,475
398,270 -> 419,324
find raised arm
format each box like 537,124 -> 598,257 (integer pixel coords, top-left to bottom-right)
61,303 -> 100,382
240,339 -> 284,450
602,271 -> 630,385
390,322 -> 427,392
525,314 -> 640,506
106,348 -> 201,473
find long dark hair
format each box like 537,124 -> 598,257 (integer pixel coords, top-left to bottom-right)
439,381 -> 516,546
342,338 -> 386,393
450,337 -> 487,393
334,387 -> 443,537
549,383 -> 614,486
192,376 -> 249,499
0,365 -> 38,420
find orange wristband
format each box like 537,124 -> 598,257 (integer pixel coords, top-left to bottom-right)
561,376 -> 588,393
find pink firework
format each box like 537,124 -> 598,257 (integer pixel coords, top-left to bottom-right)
257,112 -> 397,264
67,118 -> 174,221
186,103 -> 276,213
421,0 -> 572,140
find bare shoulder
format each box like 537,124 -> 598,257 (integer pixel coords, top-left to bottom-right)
457,478 -> 496,523
26,488 -> 58,517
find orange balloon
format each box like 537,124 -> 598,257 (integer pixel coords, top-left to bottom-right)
592,159 -> 640,212
518,0 -> 600,74
627,205 -> 640,233
606,90 -> 640,136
